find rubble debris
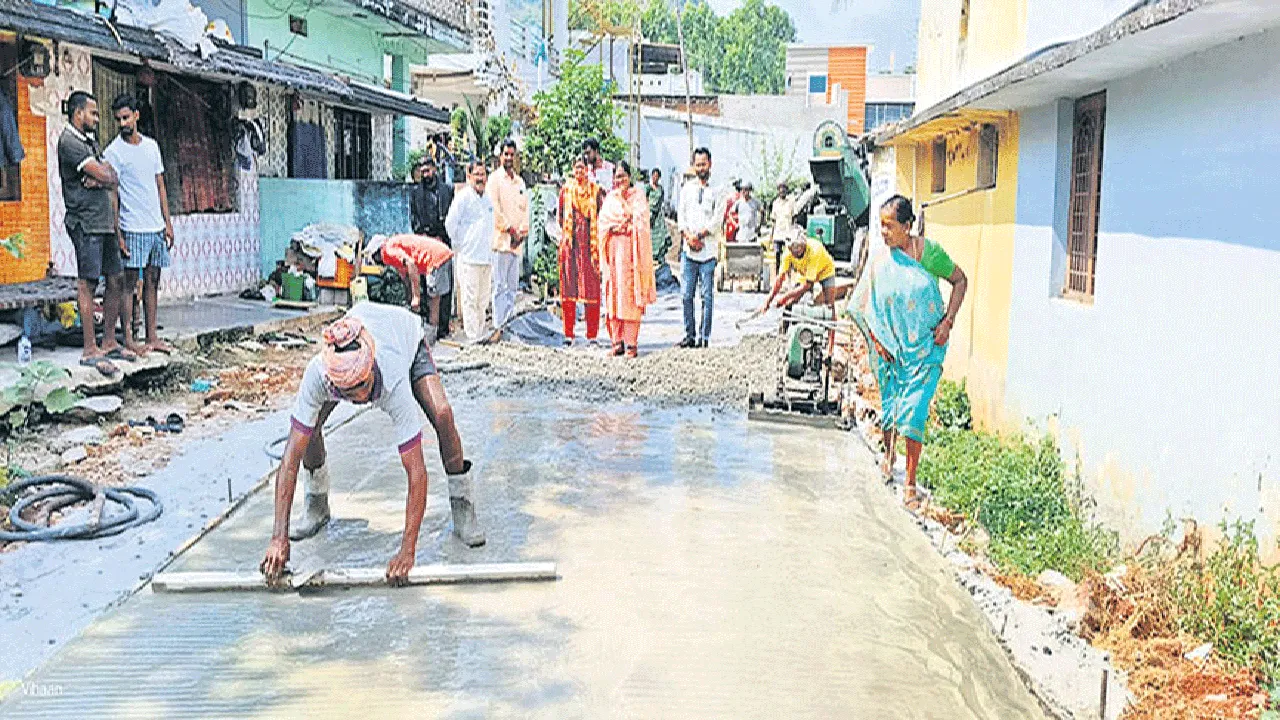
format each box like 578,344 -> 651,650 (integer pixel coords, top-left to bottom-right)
67,395 -> 123,421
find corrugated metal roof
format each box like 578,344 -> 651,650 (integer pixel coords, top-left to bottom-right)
0,0 -> 448,122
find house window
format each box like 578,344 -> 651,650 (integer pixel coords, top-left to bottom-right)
289,15 -> 308,36
0,41 -> 21,202
1065,92 -> 1106,299
333,107 -> 371,180
977,123 -> 998,189
931,137 -> 946,194
154,73 -> 237,214
864,102 -> 915,131
808,74 -> 828,94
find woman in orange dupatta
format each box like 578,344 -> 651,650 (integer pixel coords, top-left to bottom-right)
598,161 -> 657,358
558,154 -> 606,345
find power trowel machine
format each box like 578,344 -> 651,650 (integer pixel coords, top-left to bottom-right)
747,121 -> 872,428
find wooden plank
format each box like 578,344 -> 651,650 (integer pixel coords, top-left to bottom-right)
152,561 -> 558,594
313,562 -> 558,588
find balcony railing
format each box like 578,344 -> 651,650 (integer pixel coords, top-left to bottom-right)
399,0 -> 471,33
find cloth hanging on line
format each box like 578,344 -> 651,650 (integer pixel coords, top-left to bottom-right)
0,91 -> 26,167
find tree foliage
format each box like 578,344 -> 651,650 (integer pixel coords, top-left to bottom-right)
569,0 -> 797,95
524,50 -> 627,177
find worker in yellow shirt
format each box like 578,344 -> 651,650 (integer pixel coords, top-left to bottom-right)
761,228 -> 838,315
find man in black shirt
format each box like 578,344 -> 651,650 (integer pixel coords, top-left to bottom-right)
57,91 -> 132,376
410,157 -> 455,340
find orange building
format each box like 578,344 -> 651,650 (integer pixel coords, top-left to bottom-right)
784,44 -> 869,134
0,33 -> 50,285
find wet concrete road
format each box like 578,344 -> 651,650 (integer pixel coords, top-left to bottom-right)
1,397 -> 1046,719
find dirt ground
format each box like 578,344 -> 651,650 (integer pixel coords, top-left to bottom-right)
0,336 -> 319,552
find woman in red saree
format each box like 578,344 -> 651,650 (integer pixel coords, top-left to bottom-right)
558,155 -> 605,345
598,161 -> 657,358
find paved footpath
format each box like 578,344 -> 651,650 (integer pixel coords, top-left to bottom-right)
0,394 -> 1046,719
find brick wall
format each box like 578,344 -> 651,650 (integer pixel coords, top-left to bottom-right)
0,75 -> 51,283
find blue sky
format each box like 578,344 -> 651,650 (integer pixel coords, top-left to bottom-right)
704,0 -> 920,72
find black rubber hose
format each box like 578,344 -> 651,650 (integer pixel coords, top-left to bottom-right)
0,475 -> 162,542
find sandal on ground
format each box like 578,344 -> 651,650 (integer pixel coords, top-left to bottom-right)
79,355 -> 119,377
104,346 -> 139,362
625,345 -> 638,358
903,485 -> 926,510
611,343 -> 625,356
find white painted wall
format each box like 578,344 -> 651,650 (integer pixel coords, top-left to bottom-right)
630,107 -> 814,195
717,94 -> 847,133
1005,28 -> 1280,541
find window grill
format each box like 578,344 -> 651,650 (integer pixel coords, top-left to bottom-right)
1065,92 -> 1106,299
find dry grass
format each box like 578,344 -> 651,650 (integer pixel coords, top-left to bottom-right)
1077,547 -> 1269,719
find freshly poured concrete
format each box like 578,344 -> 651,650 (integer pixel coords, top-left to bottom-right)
0,398 -> 1046,719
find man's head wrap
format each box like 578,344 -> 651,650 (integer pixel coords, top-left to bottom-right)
321,316 -> 376,390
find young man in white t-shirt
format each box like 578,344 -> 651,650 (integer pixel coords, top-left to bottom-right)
260,302 -> 485,586
104,94 -> 174,355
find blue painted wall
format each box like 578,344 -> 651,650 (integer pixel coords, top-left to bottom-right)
259,179 -> 355,275
1004,28 -> 1280,541
259,179 -> 413,275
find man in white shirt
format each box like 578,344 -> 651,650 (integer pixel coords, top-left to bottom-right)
676,147 -> 721,348
104,93 -> 174,355
261,303 -> 485,586
733,182 -> 761,244
583,137 -> 614,192
445,160 -> 497,343
485,139 -> 529,331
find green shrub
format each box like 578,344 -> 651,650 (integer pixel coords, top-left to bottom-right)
918,383 -> 1115,580
1168,520 -> 1280,682
930,378 -> 972,431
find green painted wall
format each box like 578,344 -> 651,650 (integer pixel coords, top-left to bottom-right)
391,54 -> 408,171
244,1 -> 430,86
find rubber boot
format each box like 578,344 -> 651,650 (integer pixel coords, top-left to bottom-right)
447,460 -> 485,547
289,465 -> 331,541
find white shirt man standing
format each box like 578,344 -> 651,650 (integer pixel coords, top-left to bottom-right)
104,93 -> 174,355
445,160 -> 497,343
733,182 -> 761,244
485,139 -> 529,332
583,137 -> 614,192
676,147 -> 721,348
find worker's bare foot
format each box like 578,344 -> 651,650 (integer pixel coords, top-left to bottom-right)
145,340 -> 174,355
126,341 -> 149,358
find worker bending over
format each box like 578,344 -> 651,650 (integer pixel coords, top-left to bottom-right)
761,229 -> 838,316
260,301 -> 484,587
365,233 -> 453,343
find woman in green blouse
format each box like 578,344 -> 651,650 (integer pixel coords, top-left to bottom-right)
851,195 -> 968,506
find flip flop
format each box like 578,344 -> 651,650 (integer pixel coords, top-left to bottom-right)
104,346 -> 138,362
79,356 -> 119,377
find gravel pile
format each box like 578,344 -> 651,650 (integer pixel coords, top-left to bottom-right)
449,333 -> 782,410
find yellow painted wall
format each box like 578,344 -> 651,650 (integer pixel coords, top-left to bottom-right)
892,115 -> 1020,430
915,0 -> 1028,109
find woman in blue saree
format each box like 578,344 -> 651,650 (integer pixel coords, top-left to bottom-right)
851,196 -> 968,506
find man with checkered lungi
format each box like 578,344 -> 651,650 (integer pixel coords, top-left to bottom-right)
104,93 -> 174,355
